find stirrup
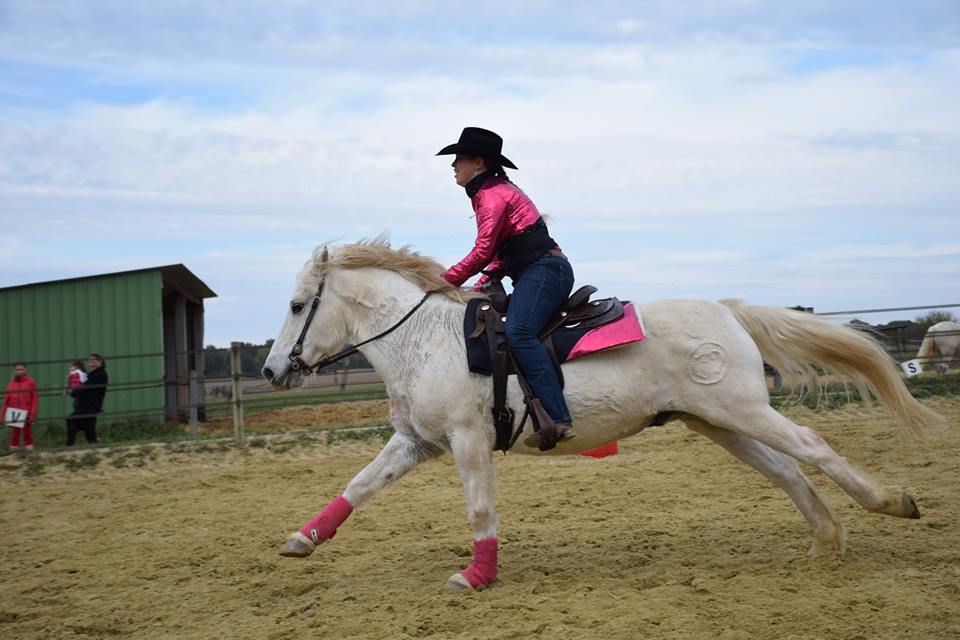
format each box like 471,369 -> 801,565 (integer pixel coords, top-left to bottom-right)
523,424 -> 576,448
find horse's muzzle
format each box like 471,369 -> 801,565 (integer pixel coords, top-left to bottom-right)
262,364 -> 296,389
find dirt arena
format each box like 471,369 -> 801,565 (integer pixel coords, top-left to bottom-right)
2,396 -> 959,640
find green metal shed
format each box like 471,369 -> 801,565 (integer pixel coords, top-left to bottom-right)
0,265 -> 216,427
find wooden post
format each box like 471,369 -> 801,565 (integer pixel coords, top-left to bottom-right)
192,300 -> 207,421
174,293 -> 190,421
162,305 -> 178,421
230,341 -> 245,446
189,370 -> 199,438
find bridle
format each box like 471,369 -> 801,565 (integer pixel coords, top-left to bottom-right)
287,277 -> 434,375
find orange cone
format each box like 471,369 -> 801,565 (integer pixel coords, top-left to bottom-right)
580,441 -> 619,458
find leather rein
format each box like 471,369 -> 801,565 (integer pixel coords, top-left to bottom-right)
287,278 -> 434,375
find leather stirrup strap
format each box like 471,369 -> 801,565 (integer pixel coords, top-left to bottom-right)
484,307 -> 514,451
508,350 -> 559,451
542,336 -> 564,390
528,398 -> 558,451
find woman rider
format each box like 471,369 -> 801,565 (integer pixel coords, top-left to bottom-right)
437,127 -> 575,450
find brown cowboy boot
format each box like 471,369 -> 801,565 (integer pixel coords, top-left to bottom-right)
522,422 -> 576,449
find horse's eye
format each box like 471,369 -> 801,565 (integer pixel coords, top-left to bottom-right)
290,302 -> 305,314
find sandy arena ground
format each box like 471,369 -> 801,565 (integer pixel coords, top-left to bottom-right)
2,396 -> 959,640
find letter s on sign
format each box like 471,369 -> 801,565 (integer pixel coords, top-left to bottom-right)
900,359 -> 923,377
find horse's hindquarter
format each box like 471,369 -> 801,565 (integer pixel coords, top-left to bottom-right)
931,322 -> 960,355
635,300 -> 769,408
509,299 -> 770,455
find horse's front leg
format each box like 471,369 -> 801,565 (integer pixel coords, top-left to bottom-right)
278,431 -> 440,557
446,425 -> 499,591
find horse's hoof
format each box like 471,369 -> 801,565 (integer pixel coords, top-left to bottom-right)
278,532 -> 316,558
446,572 -> 473,591
904,494 -> 922,519
807,524 -> 847,557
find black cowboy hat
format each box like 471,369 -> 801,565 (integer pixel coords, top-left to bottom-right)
436,127 -> 518,170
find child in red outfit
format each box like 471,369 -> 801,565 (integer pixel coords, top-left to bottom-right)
2,362 -> 39,451
67,361 -> 87,391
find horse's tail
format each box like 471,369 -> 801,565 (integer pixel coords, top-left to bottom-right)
916,332 -> 939,365
720,299 -> 945,435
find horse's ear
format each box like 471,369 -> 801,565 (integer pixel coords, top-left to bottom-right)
320,246 -> 329,264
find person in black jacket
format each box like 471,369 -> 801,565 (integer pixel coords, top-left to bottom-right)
67,353 -> 108,446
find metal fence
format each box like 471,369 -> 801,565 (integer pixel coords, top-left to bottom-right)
0,343 -> 386,452
1,302 -> 957,452
813,302 -> 960,364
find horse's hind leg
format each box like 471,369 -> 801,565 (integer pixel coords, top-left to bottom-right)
703,404 -> 921,519
684,417 -> 845,555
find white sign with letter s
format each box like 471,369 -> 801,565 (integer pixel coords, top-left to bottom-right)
900,359 -> 923,377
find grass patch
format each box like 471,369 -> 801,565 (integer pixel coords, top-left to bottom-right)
22,458 -> 46,477
332,426 -> 394,443
63,452 -> 100,472
294,434 -> 316,446
100,417 -> 185,444
906,373 -> 960,398
240,383 -> 388,414
268,433 -> 319,454
269,442 -> 296,454
768,372 -> 960,411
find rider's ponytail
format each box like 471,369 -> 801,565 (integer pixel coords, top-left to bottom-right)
484,157 -> 512,183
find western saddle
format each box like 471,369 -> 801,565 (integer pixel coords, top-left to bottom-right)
470,278 -> 624,452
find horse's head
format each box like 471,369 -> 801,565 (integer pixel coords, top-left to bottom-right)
262,237 -> 481,388
262,245 -> 353,388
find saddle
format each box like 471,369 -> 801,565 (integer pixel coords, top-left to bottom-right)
465,278 -> 628,452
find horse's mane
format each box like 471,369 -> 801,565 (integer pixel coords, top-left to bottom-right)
302,235 -> 484,303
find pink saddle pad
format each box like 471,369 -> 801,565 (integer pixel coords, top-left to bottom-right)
566,302 -> 645,361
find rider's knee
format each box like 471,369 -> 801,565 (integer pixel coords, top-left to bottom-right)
505,322 -> 536,343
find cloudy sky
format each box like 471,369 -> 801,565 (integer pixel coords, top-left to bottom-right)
1,1 -> 958,345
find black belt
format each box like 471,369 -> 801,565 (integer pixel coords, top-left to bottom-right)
497,218 -> 558,278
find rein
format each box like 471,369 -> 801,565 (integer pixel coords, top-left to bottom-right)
288,279 -> 435,375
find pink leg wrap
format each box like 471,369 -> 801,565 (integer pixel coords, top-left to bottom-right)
299,496 -> 354,543
459,537 -> 498,588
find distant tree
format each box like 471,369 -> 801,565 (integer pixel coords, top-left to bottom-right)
204,345 -> 230,377
255,339 -> 275,372
915,310 -> 958,333
238,342 -> 262,375
201,338 -> 370,379
203,342 -> 271,377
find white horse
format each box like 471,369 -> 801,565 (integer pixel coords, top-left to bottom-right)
261,239 -> 945,591
917,321 -> 960,374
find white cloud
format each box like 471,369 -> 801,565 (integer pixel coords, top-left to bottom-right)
1,3 -> 958,343
3,45 -> 957,235
615,19 -> 643,35
801,243 -> 960,260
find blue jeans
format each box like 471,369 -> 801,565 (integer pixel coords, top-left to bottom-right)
506,255 -> 575,423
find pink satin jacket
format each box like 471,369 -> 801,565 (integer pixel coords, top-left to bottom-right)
442,176 -> 549,287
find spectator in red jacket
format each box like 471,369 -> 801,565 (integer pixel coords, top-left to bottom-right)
2,362 -> 39,451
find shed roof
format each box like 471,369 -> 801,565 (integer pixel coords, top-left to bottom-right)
0,264 -> 217,301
